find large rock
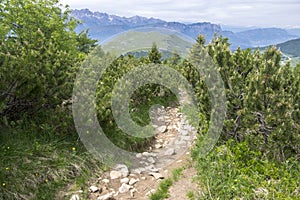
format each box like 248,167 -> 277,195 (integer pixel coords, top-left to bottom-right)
110,170 -> 122,179
114,164 -> 129,177
119,183 -> 132,193
97,192 -> 115,200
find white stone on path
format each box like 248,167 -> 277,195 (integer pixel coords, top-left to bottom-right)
89,186 -> 99,193
136,153 -> 142,158
145,165 -> 159,172
120,177 -> 129,184
147,157 -> 156,164
142,152 -> 151,157
149,172 -> 164,180
132,168 -> 145,174
70,194 -> 80,200
97,192 -> 115,200
114,164 -> 129,177
129,178 -> 139,185
157,125 -> 167,133
164,148 -> 176,156
102,179 -> 109,184
110,171 -> 122,179
119,183 -> 132,193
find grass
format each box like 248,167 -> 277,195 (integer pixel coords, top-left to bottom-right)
0,92 -> 178,199
149,178 -> 173,200
171,167 -> 184,182
186,190 -> 196,200
149,167 -> 186,200
191,139 -> 300,199
0,110 -> 105,200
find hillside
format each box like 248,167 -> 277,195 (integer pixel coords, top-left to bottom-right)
254,38 -> 300,66
101,29 -> 193,57
276,38 -> 300,57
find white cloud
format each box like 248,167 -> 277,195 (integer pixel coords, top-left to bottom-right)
60,0 -> 300,27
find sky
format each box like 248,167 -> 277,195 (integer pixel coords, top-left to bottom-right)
60,0 -> 300,28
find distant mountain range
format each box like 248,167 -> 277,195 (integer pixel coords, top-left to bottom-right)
286,29 -> 300,37
71,9 -> 299,49
71,9 -> 220,43
224,28 -> 299,47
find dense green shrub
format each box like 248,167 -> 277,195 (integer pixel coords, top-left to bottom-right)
189,35 -> 300,160
93,46 -> 177,151
189,36 -> 299,199
91,34 -> 299,158
0,0 -> 96,119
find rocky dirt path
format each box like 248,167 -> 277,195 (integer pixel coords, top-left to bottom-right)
69,106 -> 199,200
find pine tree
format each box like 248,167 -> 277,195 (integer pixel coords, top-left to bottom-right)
148,42 -> 161,64
188,35 -> 299,160
169,50 -> 181,66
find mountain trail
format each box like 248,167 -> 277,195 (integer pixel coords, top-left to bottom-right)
67,105 -> 199,200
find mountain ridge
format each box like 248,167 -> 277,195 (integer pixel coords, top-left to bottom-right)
71,9 -> 299,49
71,9 -> 221,43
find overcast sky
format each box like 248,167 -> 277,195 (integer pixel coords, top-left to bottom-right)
60,0 -> 300,28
